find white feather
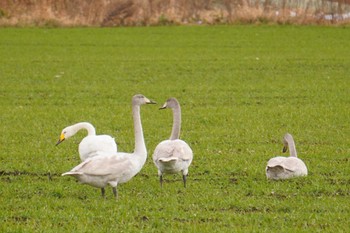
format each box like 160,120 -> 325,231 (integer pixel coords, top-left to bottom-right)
266,133 -> 308,180
57,122 -> 117,161
62,94 -> 156,198
154,139 -> 193,175
153,98 -> 193,186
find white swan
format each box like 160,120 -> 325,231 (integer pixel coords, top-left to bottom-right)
62,94 -> 156,199
266,133 -> 308,180
153,98 -> 193,187
56,122 -> 117,161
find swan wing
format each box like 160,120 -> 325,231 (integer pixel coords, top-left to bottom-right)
268,157 -> 306,172
65,154 -> 132,177
172,140 -> 193,161
153,139 -> 193,162
266,156 -> 287,167
266,156 -> 307,179
282,157 -> 308,173
79,135 -> 118,161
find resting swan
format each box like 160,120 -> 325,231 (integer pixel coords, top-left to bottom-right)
56,122 -> 117,161
153,98 -> 193,187
266,133 -> 308,180
62,94 -> 156,199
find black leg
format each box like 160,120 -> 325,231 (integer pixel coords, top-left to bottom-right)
112,187 -> 118,199
183,175 -> 187,188
101,188 -> 106,198
160,175 -> 163,188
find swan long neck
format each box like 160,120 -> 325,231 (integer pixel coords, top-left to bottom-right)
288,139 -> 298,157
75,122 -> 96,136
132,105 -> 147,156
170,104 -> 181,140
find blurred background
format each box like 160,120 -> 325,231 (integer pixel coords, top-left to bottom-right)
0,0 -> 350,26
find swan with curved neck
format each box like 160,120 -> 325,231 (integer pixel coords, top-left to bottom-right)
266,133 -> 307,180
56,122 -> 118,161
62,94 -> 156,199
153,97 -> 193,187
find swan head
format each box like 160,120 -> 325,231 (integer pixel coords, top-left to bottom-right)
282,133 -> 293,152
132,94 -> 156,106
159,97 -> 179,110
56,125 -> 77,145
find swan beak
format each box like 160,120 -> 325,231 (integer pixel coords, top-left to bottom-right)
56,134 -> 65,146
159,102 -> 167,110
146,98 -> 157,104
282,146 -> 288,153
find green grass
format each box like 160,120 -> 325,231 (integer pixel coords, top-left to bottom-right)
0,25 -> 349,232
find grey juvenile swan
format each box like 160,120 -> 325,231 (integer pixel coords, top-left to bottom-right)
62,94 -> 156,199
56,122 -> 118,161
152,98 -> 193,187
266,133 -> 308,180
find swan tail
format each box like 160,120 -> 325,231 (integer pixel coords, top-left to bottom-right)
159,157 -> 179,163
62,171 -> 83,177
266,165 -> 285,173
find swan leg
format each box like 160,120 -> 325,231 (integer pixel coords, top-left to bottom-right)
160,175 -> 163,188
112,187 -> 118,199
183,175 -> 187,188
101,188 -> 106,198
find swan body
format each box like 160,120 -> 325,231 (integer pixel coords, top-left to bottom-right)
56,122 -> 117,161
153,98 -> 193,187
266,133 -> 308,180
62,94 -> 156,199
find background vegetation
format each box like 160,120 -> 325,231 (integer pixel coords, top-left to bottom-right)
0,26 -> 349,232
0,0 -> 350,26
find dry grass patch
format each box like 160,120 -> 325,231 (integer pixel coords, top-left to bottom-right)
0,0 -> 350,26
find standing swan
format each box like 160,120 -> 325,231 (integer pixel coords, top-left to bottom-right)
153,98 -> 193,187
56,122 -> 117,161
266,133 -> 308,180
62,94 -> 156,199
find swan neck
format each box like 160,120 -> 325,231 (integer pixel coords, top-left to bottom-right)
132,105 -> 147,155
75,122 -> 96,136
170,105 -> 181,140
288,139 -> 298,157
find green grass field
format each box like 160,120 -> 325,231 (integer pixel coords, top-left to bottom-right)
0,25 -> 349,232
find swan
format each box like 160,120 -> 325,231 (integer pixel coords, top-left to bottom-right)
266,133 -> 308,180
56,122 -> 118,161
62,94 -> 156,199
152,97 -> 193,187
